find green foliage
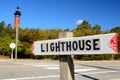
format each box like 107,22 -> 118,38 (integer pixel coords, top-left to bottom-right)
0,21 -> 120,60
0,21 -> 5,32
72,21 -> 101,37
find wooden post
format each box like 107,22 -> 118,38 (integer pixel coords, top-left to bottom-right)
59,32 -> 74,80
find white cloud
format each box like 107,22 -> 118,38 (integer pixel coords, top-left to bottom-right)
76,19 -> 83,25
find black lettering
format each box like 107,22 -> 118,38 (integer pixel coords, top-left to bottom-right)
79,40 -> 85,50
72,41 -> 78,50
41,44 -> 45,52
61,42 -> 65,51
66,41 -> 71,51
46,43 -> 48,52
50,43 -> 54,51
56,42 -> 60,52
93,39 -> 100,50
86,40 -> 91,50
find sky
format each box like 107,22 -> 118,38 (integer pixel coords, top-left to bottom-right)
0,0 -> 120,31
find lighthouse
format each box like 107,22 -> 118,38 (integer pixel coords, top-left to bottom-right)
14,7 -> 21,60
14,7 -> 21,28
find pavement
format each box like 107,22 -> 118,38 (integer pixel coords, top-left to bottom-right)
0,59 -> 120,80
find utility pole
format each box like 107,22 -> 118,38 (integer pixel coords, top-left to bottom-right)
14,7 -> 21,60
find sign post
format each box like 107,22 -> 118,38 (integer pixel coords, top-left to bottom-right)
10,43 -> 16,61
59,32 -> 74,80
32,33 -> 118,80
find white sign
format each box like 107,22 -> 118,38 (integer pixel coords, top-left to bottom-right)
33,33 -> 118,55
10,43 -> 16,49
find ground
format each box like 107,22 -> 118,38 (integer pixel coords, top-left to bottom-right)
0,59 -> 120,80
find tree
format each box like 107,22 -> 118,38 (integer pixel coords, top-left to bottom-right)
0,21 -> 5,31
0,37 -> 15,56
73,20 -> 93,37
92,24 -> 101,34
64,28 -> 70,32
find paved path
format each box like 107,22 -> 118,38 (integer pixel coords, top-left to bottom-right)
0,59 -> 120,80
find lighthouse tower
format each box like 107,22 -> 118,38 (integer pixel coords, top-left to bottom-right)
14,7 -> 21,60
14,7 -> 21,28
